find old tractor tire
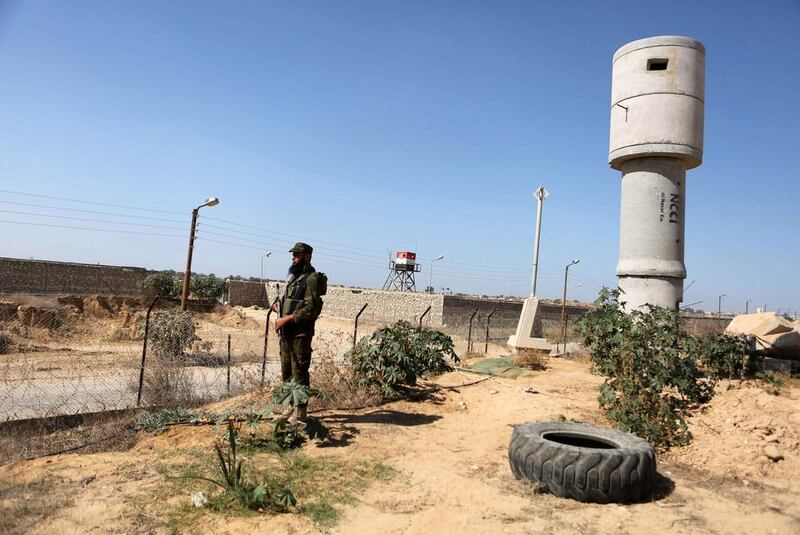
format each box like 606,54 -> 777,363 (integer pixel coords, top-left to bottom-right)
509,421 -> 656,503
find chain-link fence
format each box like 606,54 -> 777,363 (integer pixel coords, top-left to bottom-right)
0,294 -> 598,463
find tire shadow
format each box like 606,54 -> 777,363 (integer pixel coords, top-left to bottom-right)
649,471 -> 676,501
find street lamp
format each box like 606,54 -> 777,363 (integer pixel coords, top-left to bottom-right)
717,293 -> 727,318
559,259 -> 580,352
572,283 -> 583,302
530,187 -> 549,297
260,251 -> 272,283
180,197 -> 220,310
428,255 -> 444,293
745,299 -> 751,314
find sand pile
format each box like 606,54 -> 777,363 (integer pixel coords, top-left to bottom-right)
673,382 -> 800,481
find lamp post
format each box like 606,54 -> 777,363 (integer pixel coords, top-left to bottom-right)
559,259 -> 580,352
428,255 -> 444,293
180,197 -> 219,311
572,283 -> 583,302
260,251 -> 272,283
745,299 -> 751,314
717,293 -> 727,318
530,187 -> 549,297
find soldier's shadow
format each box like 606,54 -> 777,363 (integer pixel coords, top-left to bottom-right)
315,409 -> 443,448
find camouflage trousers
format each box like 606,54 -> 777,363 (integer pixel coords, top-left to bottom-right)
279,336 -> 312,392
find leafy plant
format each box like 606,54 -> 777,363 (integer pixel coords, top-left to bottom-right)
147,311 -> 196,360
576,288 -> 714,448
345,321 -> 459,400
272,379 -> 323,408
688,332 -> 757,379
190,274 -> 228,301
194,422 -> 296,511
137,408 -> 197,432
142,271 -> 179,298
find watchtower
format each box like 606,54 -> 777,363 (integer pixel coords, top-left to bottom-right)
382,251 -> 421,292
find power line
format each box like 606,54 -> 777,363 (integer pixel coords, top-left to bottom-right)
0,189 -> 185,216
0,219 -> 186,239
0,209 -> 188,232
0,199 -> 188,224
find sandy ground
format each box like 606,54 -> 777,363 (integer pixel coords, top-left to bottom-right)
1,349 -> 798,535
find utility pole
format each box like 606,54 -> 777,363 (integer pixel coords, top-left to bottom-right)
530,187 -> 549,297
745,299 -> 751,314
181,197 -> 219,311
717,293 -> 727,319
560,259 -> 580,352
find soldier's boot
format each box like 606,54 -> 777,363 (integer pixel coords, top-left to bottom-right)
270,404 -> 293,420
288,405 -> 307,426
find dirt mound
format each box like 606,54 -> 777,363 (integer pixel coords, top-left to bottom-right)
671,382 -> 800,481
15,306 -> 60,329
215,308 -> 261,329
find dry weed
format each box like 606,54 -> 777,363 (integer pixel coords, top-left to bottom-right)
515,349 -> 548,371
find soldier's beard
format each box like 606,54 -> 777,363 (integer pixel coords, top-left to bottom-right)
288,261 -> 306,277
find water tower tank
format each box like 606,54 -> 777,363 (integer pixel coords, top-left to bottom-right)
609,36 -> 705,169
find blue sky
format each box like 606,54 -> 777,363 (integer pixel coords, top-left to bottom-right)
0,0 -> 798,314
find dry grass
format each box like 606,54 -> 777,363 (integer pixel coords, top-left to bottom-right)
514,349 -> 548,371
0,410 -> 139,465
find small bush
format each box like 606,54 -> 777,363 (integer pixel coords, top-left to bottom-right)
689,332 -> 753,380
148,311 -> 196,359
204,422 -> 296,512
142,271 -> 179,298
576,289 -> 713,448
140,311 -> 199,407
190,274 -> 227,301
345,321 -> 459,400
515,349 -> 547,371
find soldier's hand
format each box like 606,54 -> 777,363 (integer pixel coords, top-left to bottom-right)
271,302 -> 278,313
275,316 -> 291,331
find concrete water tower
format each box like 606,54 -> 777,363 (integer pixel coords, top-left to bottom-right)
609,36 -> 705,310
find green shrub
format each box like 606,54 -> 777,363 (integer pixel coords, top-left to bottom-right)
190,274 -> 227,301
204,422 -> 296,512
142,271 -> 179,298
345,321 -> 459,400
140,311 -> 199,407
689,332 -> 752,380
576,289 -> 714,448
148,311 -> 196,359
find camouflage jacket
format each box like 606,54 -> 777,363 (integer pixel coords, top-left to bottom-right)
280,264 -> 324,338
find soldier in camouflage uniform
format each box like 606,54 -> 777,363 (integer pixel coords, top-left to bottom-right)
273,242 -> 325,422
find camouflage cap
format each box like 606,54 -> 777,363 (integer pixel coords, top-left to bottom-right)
289,242 -> 313,254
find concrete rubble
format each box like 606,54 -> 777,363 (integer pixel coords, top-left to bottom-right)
725,312 -> 800,360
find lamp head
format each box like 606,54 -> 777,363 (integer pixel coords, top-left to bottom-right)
204,197 -> 220,207
435,255 -> 445,261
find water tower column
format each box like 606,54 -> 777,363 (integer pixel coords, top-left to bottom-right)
609,36 -> 705,310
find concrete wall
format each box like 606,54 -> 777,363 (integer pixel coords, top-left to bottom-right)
227,280 -> 270,308
0,257 -> 149,296
222,280 -> 730,338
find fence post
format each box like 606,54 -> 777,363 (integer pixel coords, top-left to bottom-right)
484,307 -> 497,354
136,294 -> 160,407
261,296 -> 278,388
226,333 -> 232,394
419,305 -> 431,328
353,303 -> 368,347
467,306 -> 479,353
